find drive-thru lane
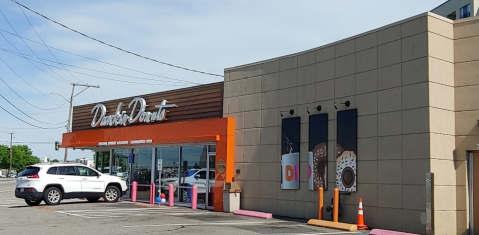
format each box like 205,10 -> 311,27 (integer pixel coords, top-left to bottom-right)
0,179 -> 365,235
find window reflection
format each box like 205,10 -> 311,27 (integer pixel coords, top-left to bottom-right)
95,151 -> 110,174
112,149 -> 130,182
155,147 -> 180,200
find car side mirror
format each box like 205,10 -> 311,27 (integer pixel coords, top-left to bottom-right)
194,175 -> 199,180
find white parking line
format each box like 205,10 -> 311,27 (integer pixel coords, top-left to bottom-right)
123,221 -> 288,228
60,207 -> 179,213
56,206 -> 208,219
0,190 -> 13,192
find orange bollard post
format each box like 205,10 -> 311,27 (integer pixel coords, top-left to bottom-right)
333,188 -> 339,222
318,187 -> 324,220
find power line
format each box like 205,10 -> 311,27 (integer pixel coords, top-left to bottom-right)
12,0 -> 224,78
0,8 -> 71,83
0,56 -> 65,101
1,49 -> 189,87
0,105 -> 64,129
0,89 -> 67,125
0,47 -> 194,85
17,4 -> 86,84
0,74 -> 68,111
0,28 -> 202,85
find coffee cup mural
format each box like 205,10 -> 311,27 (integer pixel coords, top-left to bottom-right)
281,152 -> 299,189
281,117 -> 300,190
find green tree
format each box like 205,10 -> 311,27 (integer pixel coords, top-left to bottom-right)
51,159 -> 59,162
0,145 -> 40,173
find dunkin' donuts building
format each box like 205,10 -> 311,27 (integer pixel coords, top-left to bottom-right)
62,12 -> 479,235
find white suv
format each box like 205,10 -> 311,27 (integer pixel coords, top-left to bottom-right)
15,163 -> 128,206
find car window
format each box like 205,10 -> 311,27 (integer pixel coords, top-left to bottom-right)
58,166 -> 76,176
47,167 -> 58,175
18,167 -> 40,177
196,171 -> 207,180
76,166 -> 97,176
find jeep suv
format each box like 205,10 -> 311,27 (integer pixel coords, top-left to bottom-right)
15,163 -> 128,206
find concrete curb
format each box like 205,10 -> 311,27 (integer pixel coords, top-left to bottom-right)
307,219 -> 357,231
233,210 -> 273,219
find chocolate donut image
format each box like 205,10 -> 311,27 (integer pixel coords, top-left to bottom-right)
335,150 -> 357,192
312,142 -> 328,190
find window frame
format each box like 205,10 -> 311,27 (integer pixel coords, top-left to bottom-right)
58,166 -> 77,176
75,166 -> 99,177
461,4 -> 471,19
46,167 -> 58,175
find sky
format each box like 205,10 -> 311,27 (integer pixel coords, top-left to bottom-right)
0,0 -> 446,161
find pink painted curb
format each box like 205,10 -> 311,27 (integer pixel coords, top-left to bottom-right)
233,210 -> 272,219
370,229 -> 420,235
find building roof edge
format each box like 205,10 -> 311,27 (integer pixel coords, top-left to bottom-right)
224,12 -> 430,72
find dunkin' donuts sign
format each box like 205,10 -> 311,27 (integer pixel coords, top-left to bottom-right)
91,97 -> 177,127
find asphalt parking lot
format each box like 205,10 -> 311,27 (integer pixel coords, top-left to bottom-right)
0,179 -> 366,235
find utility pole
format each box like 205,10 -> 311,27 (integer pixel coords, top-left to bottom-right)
52,83 -> 100,162
8,133 -> 13,178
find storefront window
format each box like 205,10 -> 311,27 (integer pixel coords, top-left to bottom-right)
111,149 -> 131,182
178,146 -> 207,203
155,147 -> 180,200
132,148 -> 153,201
95,151 -> 110,174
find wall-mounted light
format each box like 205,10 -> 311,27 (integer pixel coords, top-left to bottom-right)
280,109 -> 294,117
307,105 -> 322,114
334,101 -> 350,110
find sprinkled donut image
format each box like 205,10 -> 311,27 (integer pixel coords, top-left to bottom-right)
336,150 -> 357,192
312,142 -> 327,190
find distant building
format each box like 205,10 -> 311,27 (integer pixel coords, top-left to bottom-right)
432,0 -> 476,20
75,158 -> 95,168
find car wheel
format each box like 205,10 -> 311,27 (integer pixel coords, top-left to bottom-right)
43,187 -> 62,205
104,186 -> 120,202
24,198 -> 42,206
86,197 -> 100,203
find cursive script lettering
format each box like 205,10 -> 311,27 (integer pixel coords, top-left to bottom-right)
91,98 -> 177,127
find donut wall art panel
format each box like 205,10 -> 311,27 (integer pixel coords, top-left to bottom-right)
281,117 -> 300,190
308,113 -> 328,191
336,109 -> 358,192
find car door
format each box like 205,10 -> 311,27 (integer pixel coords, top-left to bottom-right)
76,166 -> 105,193
57,166 -> 82,194
192,170 -> 208,193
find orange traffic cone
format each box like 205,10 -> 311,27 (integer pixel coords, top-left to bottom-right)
357,198 -> 369,230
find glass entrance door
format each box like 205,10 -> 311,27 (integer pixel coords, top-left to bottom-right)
206,153 -> 216,210
178,146 -> 206,205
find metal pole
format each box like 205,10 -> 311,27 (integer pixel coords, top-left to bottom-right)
64,84 -> 75,162
60,83 -> 100,162
9,133 -> 13,177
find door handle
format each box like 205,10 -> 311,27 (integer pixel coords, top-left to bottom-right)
59,178 -> 64,179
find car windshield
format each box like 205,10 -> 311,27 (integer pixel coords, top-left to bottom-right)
18,167 -> 40,177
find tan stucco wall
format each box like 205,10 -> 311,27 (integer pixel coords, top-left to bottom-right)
223,12 -> 470,235
454,16 -> 479,235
